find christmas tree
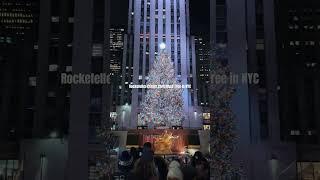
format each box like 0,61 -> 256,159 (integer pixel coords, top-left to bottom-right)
96,120 -> 118,178
209,46 -> 240,178
138,52 -> 184,128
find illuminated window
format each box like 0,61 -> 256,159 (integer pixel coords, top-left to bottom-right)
0,160 -> 19,179
290,130 -> 300,135
28,77 -> 36,86
68,17 -> 74,23
49,64 -> 58,71
202,113 -> 210,120
110,112 -> 117,119
51,16 -> 59,22
92,44 -> 103,57
48,91 -> 56,97
203,125 -> 210,130
66,66 -> 72,72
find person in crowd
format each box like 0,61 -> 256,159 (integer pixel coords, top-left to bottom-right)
181,164 -> 197,180
137,147 -> 143,157
113,150 -> 134,179
194,158 -> 210,180
191,151 -> 204,167
143,142 -> 153,152
154,156 -> 168,180
167,160 -> 183,180
191,153 -> 210,180
130,147 -> 139,161
127,150 -> 158,180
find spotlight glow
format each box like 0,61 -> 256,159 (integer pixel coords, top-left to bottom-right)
160,42 -> 166,50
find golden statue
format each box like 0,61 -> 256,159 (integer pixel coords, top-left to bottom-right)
154,130 -> 179,154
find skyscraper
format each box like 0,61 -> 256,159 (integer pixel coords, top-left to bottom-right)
195,36 -> 210,108
0,1 -> 38,178
0,0 -> 111,179
276,0 -> 320,178
68,0 -> 111,179
277,0 -> 320,143
194,36 -> 211,129
210,0 -> 295,179
0,1 -> 37,43
0,0 -> 38,139
121,0 -> 200,129
110,28 -> 125,112
110,28 -> 125,75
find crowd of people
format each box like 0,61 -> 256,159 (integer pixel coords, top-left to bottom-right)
113,142 -> 210,180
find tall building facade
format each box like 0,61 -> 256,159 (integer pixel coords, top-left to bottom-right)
276,0 -> 320,179
0,0 -> 111,179
210,0 -> 296,179
110,28 -> 125,75
194,36 -> 211,129
68,0 -> 111,179
195,36 -> 210,107
0,1 -> 37,42
0,1 -> 38,179
110,27 -> 125,130
0,0 -> 38,138
110,28 -> 125,111
17,0 -> 75,179
121,0 -> 200,129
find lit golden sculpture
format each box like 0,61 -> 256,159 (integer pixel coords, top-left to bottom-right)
154,130 -> 179,154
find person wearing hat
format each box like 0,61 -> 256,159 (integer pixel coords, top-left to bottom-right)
167,160 -> 183,180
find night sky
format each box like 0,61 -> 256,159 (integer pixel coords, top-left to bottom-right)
189,0 -> 210,37
110,0 -> 210,37
110,0 -> 128,28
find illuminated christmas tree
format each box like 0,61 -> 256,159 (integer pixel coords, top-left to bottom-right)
209,46 -> 240,178
96,120 -> 118,178
138,52 -> 184,128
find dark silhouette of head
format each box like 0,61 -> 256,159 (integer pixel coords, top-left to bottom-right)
131,154 -> 158,180
118,150 -> 134,173
191,151 -> 204,167
130,147 -> 139,160
154,156 -> 168,180
143,142 -> 152,150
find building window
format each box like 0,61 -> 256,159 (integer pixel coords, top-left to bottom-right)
0,160 -> 19,179
51,16 -> 59,22
216,0 -> 226,5
28,77 -> 36,86
203,125 -> 210,130
202,113 -> 210,120
92,44 -> 103,57
290,130 -> 300,136
216,5 -> 226,18
256,39 -> 265,50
